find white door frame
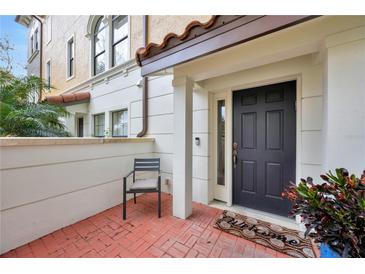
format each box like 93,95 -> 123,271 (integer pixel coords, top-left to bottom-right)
75,113 -> 87,137
212,91 -> 229,202
211,74 -> 302,210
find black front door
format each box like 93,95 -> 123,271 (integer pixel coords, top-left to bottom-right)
233,81 -> 296,216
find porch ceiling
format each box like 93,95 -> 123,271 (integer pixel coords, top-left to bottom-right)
135,15 -> 319,76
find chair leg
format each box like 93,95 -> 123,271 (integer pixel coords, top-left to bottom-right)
123,178 -> 127,220
158,190 -> 161,218
158,175 -> 161,218
134,193 -> 136,204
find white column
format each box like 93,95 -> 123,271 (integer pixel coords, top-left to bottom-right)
172,76 -> 193,219
324,27 -> 365,174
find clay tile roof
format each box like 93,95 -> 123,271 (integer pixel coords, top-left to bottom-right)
45,92 -> 90,105
135,16 -> 218,66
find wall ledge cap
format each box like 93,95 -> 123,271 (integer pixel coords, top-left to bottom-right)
0,137 -> 155,147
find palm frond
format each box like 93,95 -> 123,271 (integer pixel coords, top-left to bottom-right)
0,71 -> 71,137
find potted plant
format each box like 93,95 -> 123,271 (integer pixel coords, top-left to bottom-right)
282,168 -> 365,258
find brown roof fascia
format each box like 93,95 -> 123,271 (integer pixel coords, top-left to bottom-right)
136,15 -> 320,76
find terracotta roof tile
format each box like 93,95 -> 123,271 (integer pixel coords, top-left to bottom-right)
45,92 -> 90,105
135,16 -> 218,66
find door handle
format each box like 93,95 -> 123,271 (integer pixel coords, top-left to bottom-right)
233,142 -> 238,168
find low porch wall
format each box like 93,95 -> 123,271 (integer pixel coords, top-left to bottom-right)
0,137 -> 154,254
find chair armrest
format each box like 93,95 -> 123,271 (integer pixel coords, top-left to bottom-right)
124,170 -> 134,179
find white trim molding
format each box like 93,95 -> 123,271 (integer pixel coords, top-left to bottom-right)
87,15 -> 131,78
66,34 -> 75,81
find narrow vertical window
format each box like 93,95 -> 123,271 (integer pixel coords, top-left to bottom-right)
67,37 -> 74,78
30,35 -> 34,54
112,109 -> 128,137
217,100 -> 226,186
93,17 -> 107,75
46,16 -> 52,44
34,28 -> 39,51
112,16 -> 128,66
94,113 -> 105,137
46,60 -> 51,88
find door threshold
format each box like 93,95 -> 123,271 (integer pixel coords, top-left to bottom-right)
209,199 -> 301,231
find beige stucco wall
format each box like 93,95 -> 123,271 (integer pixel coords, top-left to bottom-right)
130,15 -> 143,58
148,16 -> 212,45
129,15 -> 213,56
41,15 -> 212,96
43,16 -> 90,96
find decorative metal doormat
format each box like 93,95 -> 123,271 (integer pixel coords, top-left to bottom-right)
214,210 -> 314,258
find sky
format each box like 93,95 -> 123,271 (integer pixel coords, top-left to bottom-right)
0,15 -> 27,77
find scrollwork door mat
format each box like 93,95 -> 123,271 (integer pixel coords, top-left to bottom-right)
214,210 -> 314,258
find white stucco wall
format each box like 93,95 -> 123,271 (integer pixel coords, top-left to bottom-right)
60,16 -> 365,220
68,62 -> 211,203
0,138 -> 154,254
199,54 -> 324,186
173,16 -> 365,190
62,16 -> 365,208
64,103 -> 90,136
324,26 -> 365,174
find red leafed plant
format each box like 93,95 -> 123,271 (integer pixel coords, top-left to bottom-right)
282,168 -> 365,258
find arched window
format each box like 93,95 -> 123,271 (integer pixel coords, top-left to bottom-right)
93,17 -> 108,75
112,15 -> 128,67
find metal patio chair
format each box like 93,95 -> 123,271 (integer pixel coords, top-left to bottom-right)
123,158 -> 161,220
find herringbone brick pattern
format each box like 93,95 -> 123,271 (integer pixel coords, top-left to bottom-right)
0,193 -> 291,258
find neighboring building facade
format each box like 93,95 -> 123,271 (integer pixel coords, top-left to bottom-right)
15,14 -> 213,205
15,16 -> 42,77
16,15 -> 365,226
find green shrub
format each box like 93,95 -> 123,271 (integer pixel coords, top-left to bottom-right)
283,168 -> 365,257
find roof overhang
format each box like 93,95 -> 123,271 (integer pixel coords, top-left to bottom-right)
45,92 -> 90,106
15,15 -> 33,27
136,15 -> 320,76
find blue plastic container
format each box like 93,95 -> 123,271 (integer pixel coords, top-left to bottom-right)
320,243 -> 342,258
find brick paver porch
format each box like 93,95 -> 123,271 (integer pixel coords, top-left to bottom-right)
1,193 -> 291,258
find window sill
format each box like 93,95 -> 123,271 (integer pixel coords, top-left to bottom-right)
90,58 -> 136,81
66,75 -> 75,82
28,50 -> 39,63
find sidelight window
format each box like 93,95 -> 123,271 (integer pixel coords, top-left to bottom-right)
217,100 -> 226,186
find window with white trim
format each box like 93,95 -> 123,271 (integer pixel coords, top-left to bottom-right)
112,15 -> 128,67
93,113 -> 105,137
91,16 -> 129,76
93,17 -> 107,75
46,16 -> 52,44
46,60 -> 51,89
112,109 -> 128,137
34,28 -> 39,51
67,37 -> 74,78
30,35 -> 34,54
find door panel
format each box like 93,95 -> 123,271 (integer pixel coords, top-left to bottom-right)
240,160 -> 256,193
241,112 -> 257,149
266,110 -> 283,150
233,81 -> 296,216
265,162 -> 283,198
